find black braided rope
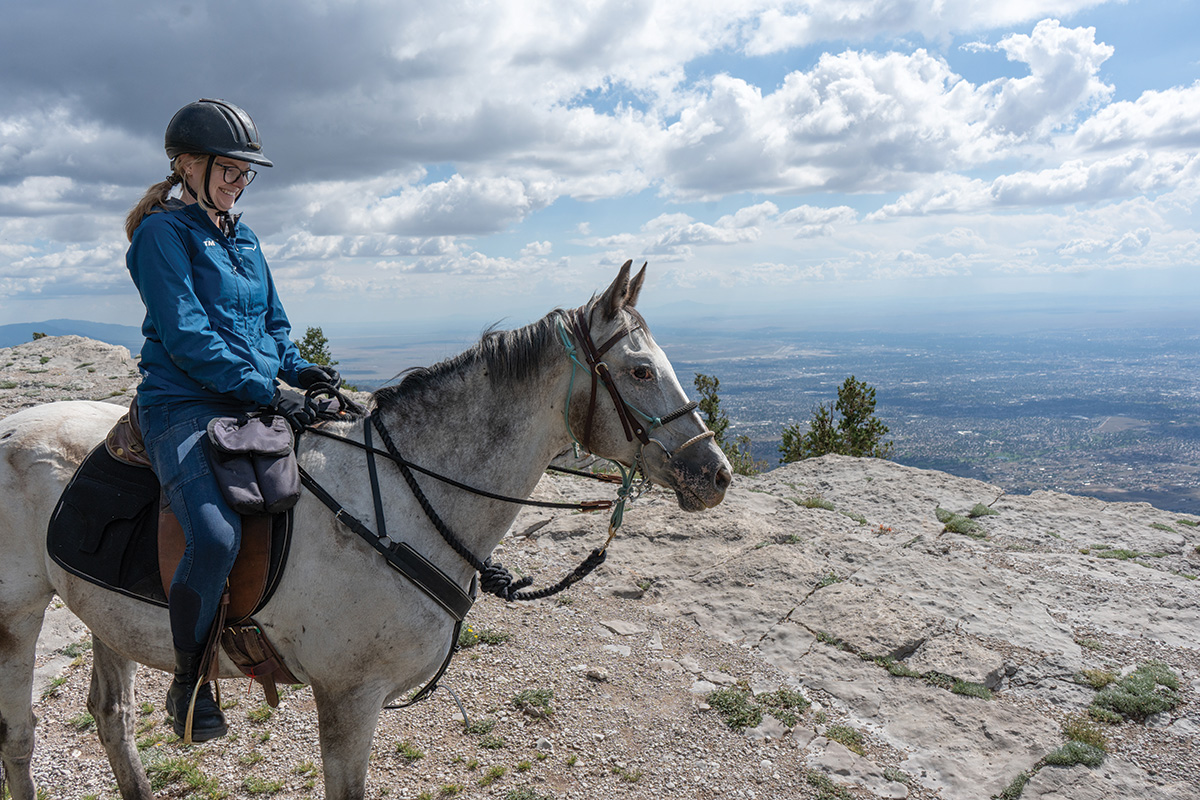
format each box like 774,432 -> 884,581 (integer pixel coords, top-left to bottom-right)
370,413 -> 608,602
658,400 -> 699,426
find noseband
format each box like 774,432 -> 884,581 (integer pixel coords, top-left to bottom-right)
559,307 -> 713,466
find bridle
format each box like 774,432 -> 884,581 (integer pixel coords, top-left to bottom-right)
558,306 -> 713,475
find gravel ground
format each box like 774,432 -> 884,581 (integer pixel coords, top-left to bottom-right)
30,569 -> 929,800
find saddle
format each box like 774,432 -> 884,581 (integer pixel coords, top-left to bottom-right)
47,399 -> 299,705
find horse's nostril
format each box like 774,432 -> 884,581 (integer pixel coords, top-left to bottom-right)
714,466 -> 733,492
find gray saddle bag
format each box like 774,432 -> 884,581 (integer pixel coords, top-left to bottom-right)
206,415 -> 300,515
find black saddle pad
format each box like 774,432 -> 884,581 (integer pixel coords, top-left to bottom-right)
47,443 -> 292,612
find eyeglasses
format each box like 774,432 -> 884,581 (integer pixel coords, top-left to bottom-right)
216,164 -> 257,185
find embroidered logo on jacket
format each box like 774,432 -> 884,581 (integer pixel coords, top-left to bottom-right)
203,239 -> 217,247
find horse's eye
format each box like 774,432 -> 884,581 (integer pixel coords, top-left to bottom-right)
632,365 -> 654,381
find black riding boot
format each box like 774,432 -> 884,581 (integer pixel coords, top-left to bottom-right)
165,648 -> 227,742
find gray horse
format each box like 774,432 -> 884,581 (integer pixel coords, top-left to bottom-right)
0,262 -> 732,800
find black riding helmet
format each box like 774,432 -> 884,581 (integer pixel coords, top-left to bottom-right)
164,98 -> 273,167
165,99 -> 271,234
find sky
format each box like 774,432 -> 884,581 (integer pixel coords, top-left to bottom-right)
2,0 -> 1199,338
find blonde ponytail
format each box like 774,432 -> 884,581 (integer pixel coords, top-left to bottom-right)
124,161 -> 187,241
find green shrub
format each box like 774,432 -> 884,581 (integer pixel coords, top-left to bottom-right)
512,688 -> 554,719
951,680 -> 993,700
936,507 -> 984,537
707,687 -> 762,731
1043,741 -> 1105,768
1090,660 -> 1180,721
968,503 -> 999,518
1062,716 -> 1108,751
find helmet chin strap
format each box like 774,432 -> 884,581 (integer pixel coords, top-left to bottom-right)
181,155 -> 240,238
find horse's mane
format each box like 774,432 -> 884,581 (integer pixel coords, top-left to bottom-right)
371,308 -> 571,414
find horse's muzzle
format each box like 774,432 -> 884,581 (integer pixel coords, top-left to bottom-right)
645,436 -> 731,511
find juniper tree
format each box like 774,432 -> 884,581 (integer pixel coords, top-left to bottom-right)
779,376 -> 892,462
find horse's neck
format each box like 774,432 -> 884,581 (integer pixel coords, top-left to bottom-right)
371,359 -> 571,554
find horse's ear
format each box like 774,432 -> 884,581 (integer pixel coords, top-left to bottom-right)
626,262 -> 647,308
599,259 -> 634,319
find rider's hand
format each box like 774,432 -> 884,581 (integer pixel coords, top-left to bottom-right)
299,365 -> 341,390
264,388 -> 312,431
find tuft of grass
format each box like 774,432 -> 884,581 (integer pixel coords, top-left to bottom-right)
707,687 -> 762,732
824,724 -> 866,755
805,770 -> 853,800
758,687 -> 811,727
798,496 -> 835,511
876,657 -> 922,678
242,776 -> 284,795
1090,547 -> 1166,561
42,675 -> 69,699
1149,522 -> 1176,533
478,765 -> 507,787
60,639 -> 92,658
512,688 -> 554,719
479,734 -> 507,750
464,717 -> 497,735
1075,668 -> 1116,690
145,755 -> 226,797
504,789 -> 553,800
1176,518 -> 1198,527
68,712 -> 95,732
969,503 -> 999,518
936,507 -> 985,537
1090,660 -> 1180,722
238,751 -> 264,766
246,703 -> 273,723
613,765 -> 644,783
998,771 -> 1031,800
396,741 -> 425,762
816,571 -> 844,588
951,680 -> 993,700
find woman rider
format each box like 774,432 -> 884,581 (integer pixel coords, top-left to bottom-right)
124,98 -> 336,741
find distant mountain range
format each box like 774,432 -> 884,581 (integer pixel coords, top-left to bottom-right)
0,320 -> 144,352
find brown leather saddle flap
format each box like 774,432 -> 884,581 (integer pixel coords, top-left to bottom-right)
158,509 -> 272,623
106,397 -> 152,468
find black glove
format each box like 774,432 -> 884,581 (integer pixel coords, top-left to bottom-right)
265,388 -> 312,431
298,364 -> 341,390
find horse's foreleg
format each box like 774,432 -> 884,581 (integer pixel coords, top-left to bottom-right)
87,637 -> 153,800
313,683 -> 386,800
0,602 -> 50,800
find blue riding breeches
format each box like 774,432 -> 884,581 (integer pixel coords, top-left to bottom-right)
138,398 -> 247,652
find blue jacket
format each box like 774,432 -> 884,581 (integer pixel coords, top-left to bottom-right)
127,202 -> 312,407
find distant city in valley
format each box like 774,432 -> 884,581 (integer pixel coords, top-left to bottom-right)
5,315 -> 1199,515
657,324 -> 1200,516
